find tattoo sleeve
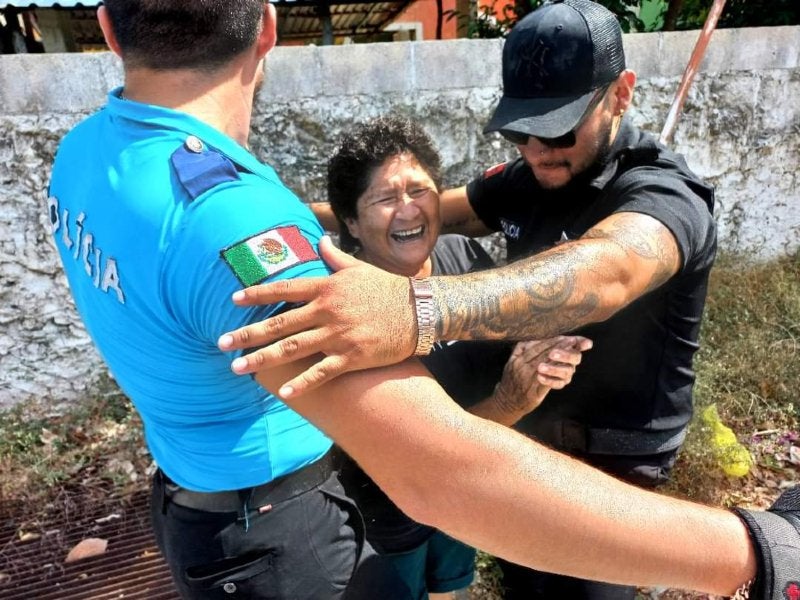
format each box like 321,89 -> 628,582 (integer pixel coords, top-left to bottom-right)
431,212 -> 680,341
582,213 -> 680,293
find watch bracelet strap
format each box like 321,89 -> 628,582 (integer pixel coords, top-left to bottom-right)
409,277 -> 436,356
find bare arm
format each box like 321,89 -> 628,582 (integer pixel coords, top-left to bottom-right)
254,355 -> 754,595
469,336 -> 591,426
219,211 -> 680,395
309,187 -> 490,236
309,201 -> 339,232
439,186 -> 492,236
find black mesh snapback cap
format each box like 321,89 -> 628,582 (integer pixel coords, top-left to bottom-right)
484,0 -> 626,139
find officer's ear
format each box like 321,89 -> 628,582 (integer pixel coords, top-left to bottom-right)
257,2 -> 278,58
612,70 -> 637,115
97,6 -> 123,58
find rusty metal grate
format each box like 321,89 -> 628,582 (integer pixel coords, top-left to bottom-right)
0,490 -> 179,599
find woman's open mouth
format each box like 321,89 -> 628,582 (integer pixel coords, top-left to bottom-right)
391,225 -> 425,242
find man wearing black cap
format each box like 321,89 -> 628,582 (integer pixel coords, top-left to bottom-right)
284,1 -> 715,596
437,2 -> 716,596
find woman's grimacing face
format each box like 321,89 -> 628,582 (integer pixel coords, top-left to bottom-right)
345,153 -> 441,277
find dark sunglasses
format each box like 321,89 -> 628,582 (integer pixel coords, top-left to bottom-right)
500,85 -> 610,149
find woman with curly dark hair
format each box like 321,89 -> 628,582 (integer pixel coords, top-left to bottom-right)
319,115 -> 590,599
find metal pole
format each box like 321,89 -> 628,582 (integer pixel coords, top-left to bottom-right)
659,0 -> 727,145
317,1 -> 333,46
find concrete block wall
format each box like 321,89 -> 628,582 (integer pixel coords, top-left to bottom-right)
1,26 -> 799,409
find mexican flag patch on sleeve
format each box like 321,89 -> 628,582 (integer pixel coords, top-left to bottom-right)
221,225 -> 319,287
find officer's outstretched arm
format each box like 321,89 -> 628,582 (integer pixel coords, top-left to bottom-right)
430,210 -> 681,342
254,355 -> 756,597
309,202 -> 339,233
439,186 -> 492,236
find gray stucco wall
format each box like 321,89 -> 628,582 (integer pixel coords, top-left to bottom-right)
1,26 -> 799,409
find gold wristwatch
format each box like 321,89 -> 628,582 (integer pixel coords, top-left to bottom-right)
410,277 -> 436,356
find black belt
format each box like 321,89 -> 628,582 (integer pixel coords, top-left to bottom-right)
160,448 -> 336,513
545,420 -> 688,456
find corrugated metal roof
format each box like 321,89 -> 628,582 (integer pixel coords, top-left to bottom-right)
1,1 -> 339,3
6,1 -> 331,5
277,1 -> 412,40
2,1 -> 414,43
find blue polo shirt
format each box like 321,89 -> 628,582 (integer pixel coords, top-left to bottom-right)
48,89 -> 332,492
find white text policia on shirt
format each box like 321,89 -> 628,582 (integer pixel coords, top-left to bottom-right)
48,196 -> 125,305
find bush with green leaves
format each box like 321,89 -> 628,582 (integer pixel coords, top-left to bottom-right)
451,0 -> 800,38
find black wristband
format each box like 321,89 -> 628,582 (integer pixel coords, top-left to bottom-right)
732,486 -> 800,600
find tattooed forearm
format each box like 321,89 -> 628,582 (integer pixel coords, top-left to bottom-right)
584,213 -> 680,293
431,212 -> 680,342
432,242 -> 602,341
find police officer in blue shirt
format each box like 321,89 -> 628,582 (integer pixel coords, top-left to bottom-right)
48,2 -> 411,598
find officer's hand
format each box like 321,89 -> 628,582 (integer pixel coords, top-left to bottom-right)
218,236 -> 416,398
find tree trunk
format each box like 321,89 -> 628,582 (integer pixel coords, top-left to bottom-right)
514,0 -> 536,20
455,0 -> 474,38
663,0 -> 685,31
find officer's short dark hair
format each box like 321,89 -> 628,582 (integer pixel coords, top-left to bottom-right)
104,0 -> 265,71
327,116 -> 442,253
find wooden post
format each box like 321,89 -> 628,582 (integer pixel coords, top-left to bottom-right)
317,1 -> 333,46
455,0 -> 475,38
659,0 -> 727,145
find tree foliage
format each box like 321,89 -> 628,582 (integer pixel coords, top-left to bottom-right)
455,0 -> 800,38
675,0 -> 800,30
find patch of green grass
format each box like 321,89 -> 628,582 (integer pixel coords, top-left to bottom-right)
696,252 -> 799,424
665,252 -> 799,505
470,550 -> 504,598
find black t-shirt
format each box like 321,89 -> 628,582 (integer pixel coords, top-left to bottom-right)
465,119 -> 716,446
339,235 -> 511,553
